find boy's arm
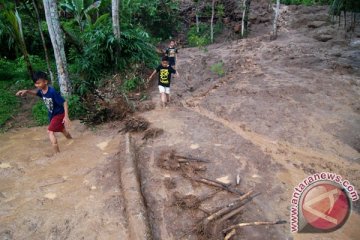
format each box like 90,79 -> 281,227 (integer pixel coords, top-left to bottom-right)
146,70 -> 157,88
62,101 -> 71,127
148,70 -> 157,81
16,89 -> 37,96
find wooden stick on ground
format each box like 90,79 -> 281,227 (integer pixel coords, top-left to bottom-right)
203,190 -> 254,226
218,205 -> 245,223
179,190 -> 256,239
193,177 -> 244,195
222,220 -> 287,233
175,155 -> 211,163
224,229 -> 236,240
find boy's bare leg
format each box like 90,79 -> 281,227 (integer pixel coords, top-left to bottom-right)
160,93 -> 167,108
62,129 -> 72,139
166,94 -> 170,103
48,130 -> 60,153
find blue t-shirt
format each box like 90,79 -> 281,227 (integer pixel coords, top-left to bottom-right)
36,87 -> 65,121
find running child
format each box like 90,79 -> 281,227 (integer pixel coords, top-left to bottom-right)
16,71 -> 72,154
165,40 -> 178,67
148,56 -> 179,108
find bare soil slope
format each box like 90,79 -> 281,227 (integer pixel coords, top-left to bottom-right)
135,5 -> 360,240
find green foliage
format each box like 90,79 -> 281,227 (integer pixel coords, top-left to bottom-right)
187,22 -> 223,47
122,0 -> 180,39
32,100 -> 48,126
210,61 -> 225,77
0,86 -> 19,126
187,23 -> 211,47
216,4 -> 225,18
67,94 -> 87,119
69,18 -> 157,96
329,0 -> 360,16
0,56 -> 55,89
60,0 -> 102,31
121,76 -> 144,92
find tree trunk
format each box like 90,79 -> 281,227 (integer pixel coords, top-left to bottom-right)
271,0 -> 280,40
210,0 -> 216,43
32,0 -> 54,83
112,0 -> 121,40
112,0 -> 121,65
196,13 -> 199,33
43,0 -> 71,96
241,0 -> 251,37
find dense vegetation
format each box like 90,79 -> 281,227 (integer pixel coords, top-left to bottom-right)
0,0 -> 180,128
0,0 -> 359,129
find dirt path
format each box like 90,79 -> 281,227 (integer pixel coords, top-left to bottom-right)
0,121 -> 129,239
134,5 -> 360,240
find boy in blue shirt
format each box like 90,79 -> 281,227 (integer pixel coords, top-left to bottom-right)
16,71 -> 72,154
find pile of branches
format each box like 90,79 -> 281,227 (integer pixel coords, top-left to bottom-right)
156,149 -> 286,239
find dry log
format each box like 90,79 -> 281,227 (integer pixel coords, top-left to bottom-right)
175,155 -> 211,163
203,190 -> 254,225
218,206 -> 245,223
224,229 -> 236,240
198,207 -> 211,216
223,220 -> 287,233
192,177 -> 243,195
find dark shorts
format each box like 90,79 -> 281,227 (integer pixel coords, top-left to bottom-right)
48,113 -> 65,132
168,58 -> 176,66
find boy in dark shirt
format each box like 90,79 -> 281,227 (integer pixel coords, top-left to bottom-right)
16,71 -> 72,154
148,56 -> 179,108
165,40 -> 178,67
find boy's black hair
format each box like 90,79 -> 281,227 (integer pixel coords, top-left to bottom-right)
32,71 -> 48,83
162,56 -> 169,62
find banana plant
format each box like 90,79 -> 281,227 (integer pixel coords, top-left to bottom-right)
0,3 -> 33,77
60,0 -> 102,31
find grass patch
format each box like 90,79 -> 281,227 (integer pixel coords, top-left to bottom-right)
210,61 -> 225,77
0,87 -> 20,127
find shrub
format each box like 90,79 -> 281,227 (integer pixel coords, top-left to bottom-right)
31,100 -> 48,126
67,94 -> 87,120
210,61 -> 225,77
187,22 -> 223,47
187,23 -> 211,47
68,18 -> 157,96
0,87 -> 19,126
121,76 -> 144,92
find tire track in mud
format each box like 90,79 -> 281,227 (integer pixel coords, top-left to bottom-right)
178,42 -> 359,177
182,103 -> 355,170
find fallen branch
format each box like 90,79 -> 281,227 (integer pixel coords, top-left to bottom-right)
224,229 -> 236,240
198,207 -> 211,216
203,190 -> 254,226
192,177 -> 243,195
175,155 -> 211,163
180,191 -> 258,239
39,179 -> 66,188
218,205 -> 245,223
223,220 -> 287,233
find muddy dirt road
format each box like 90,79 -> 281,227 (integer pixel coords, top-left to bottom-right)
1,4 -> 359,240
0,122 -> 129,239
135,5 -> 360,240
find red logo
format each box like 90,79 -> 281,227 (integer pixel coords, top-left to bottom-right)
301,183 -> 350,231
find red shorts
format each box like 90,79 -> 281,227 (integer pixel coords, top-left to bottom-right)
48,113 -> 65,132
